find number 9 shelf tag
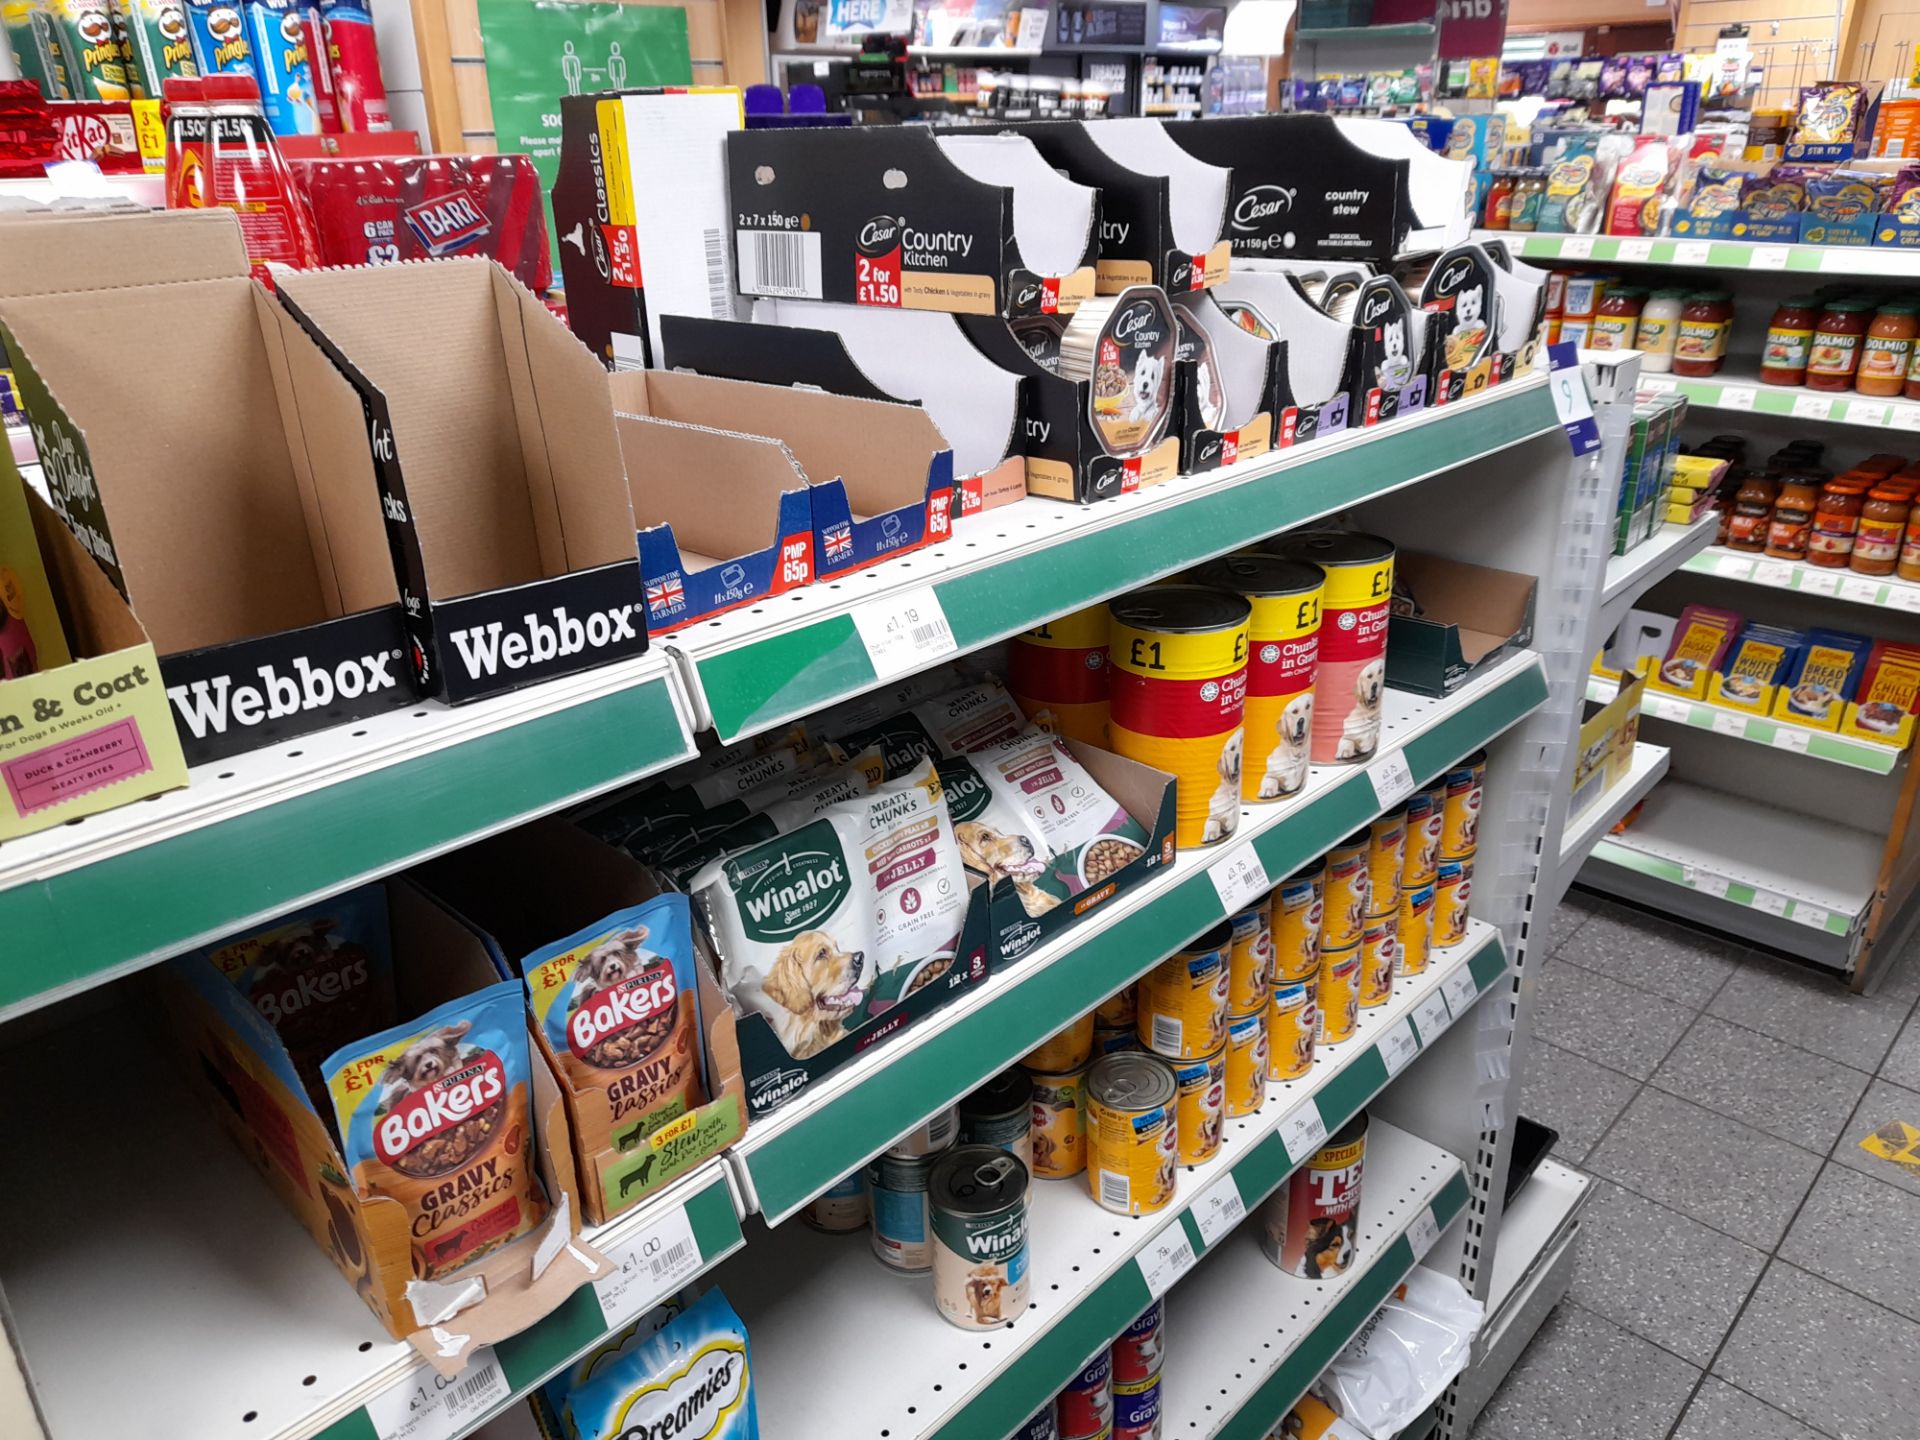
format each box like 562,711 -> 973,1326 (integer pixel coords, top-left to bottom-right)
1546,343 -> 1601,457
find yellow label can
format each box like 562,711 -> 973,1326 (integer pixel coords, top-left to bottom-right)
1359,914 -> 1398,1009
1397,883 -> 1435,977
1266,981 -> 1318,1081
1137,921 -> 1232,1060
1323,831 -> 1371,950
1402,786 -> 1443,890
1271,860 -> 1325,984
1225,1009 -> 1268,1116
1008,602 -> 1110,747
1086,1053 -> 1178,1217
1316,944 -> 1361,1044
1227,899 -> 1273,1013
1094,984 -> 1137,1028
1024,1012 -> 1095,1072
1026,1063 -> 1089,1180
1434,858 -> 1472,948
1171,1046 -> 1227,1166
1440,751 -> 1485,860
1190,554 -> 1324,803
1367,807 -> 1407,919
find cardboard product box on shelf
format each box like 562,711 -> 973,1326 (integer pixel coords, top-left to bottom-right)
0,263 -> 415,766
158,879 -> 605,1355
1346,274 -> 1438,426
726,127 -> 1099,318
607,369 -> 954,632
1842,638 -> 1920,750
1170,290 -> 1283,474
1385,551 -> 1537,697
1333,116 -> 1477,248
550,86 -> 746,371
411,819 -> 747,1225
661,311 -> 1023,518
1571,667 -> 1642,824
1210,268 -> 1357,445
275,259 -> 649,704
1419,243 -> 1546,406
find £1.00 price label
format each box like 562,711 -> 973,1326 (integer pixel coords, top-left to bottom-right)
593,1205 -> 703,1328
366,1351 -> 511,1440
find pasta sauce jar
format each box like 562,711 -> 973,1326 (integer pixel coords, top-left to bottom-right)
1858,303 -> 1918,397
1760,294 -> 1819,387
1807,300 -> 1871,391
1673,291 -> 1732,377
1854,485 -> 1911,576
1809,477 -> 1868,568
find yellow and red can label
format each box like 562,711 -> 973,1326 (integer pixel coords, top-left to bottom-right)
1138,940 -> 1231,1060
1316,945 -> 1361,1044
1367,808 -> 1406,919
1323,837 -> 1371,950
1440,754 -> 1485,860
1225,1010 -> 1268,1116
1271,865 -> 1325,984
1172,1047 -> 1227,1165
1086,1094 -> 1177,1216
1228,900 -> 1273,1013
1312,554 -> 1394,764
1266,981 -> 1318,1081
1402,786 -> 1443,889
1397,883 -> 1435,977
1242,584 -> 1322,802
1024,1012 -> 1094,1072
1027,1064 -> 1089,1179
1009,603 -> 1111,747
1435,859 -> 1472,948
1109,612 -> 1249,848
1359,915 -> 1398,1009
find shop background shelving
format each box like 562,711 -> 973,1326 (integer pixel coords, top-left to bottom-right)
1595,513 -> 1719,639
1682,545 -> 1920,613
1586,673 -> 1905,775
1556,741 -> 1669,878
1489,231 -> 1920,278
1639,369 -> 1920,434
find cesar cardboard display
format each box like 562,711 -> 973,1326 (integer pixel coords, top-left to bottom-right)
1347,274 -> 1435,425
275,259 -> 648,703
1211,268 -> 1358,445
1172,291 -> 1283,473
1419,243 -> 1547,403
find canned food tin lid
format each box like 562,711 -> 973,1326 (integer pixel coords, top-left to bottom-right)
931,1144 -> 1031,1212
1190,554 -> 1326,599
962,1067 -> 1034,1119
1089,1052 -> 1178,1110
1264,530 -> 1396,568
1184,917 -> 1234,954
1285,856 -> 1326,883
1109,584 -> 1251,635
1336,827 -> 1371,851
1324,1109 -> 1369,1149
868,1151 -> 938,1188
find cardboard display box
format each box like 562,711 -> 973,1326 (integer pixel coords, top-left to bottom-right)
411,819 -> 747,1225
159,879 -> 605,1356
1386,551 -> 1537,697
0,269 -> 413,765
1170,291 -> 1283,475
1571,668 -> 1642,826
1211,268 -> 1357,446
276,260 -> 648,704
1419,243 -> 1547,407
1347,274 -> 1437,426
610,368 -> 957,630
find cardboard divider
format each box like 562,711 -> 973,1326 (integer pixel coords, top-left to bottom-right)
409,818 -> 747,1227
274,260 -> 648,704
1419,243 -> 1546,407
1348,275 -> 1437,427
1211,268 -> 1356,445
934,133 -> 1101,283
157,879 -> 603,1350
1333,118 -> 1476,246
1386,551 -> 1537,697
1172,291 -> 1282,475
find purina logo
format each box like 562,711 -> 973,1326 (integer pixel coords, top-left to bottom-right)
858,215 -> 903,255
447,603 -> 640,678
1231,185 -> 1296,231
606,1341 -> 748,1440
168,650 -> 403,738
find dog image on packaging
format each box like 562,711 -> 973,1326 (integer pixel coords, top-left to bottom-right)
565,1288 -> 760,1440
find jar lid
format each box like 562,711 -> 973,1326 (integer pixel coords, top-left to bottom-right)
1650,288 -> 1690,299
1606,286 -> 1648,299
1820,299 -> 1874,313
1878,302 -> 1920,316
1782,294 -> 1823,306
1870,485 -> 1912,502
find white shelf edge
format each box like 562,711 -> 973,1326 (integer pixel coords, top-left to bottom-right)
1558,741 -> 1668,870
1684,545 -> 1920,615
1486,1159 -> 1590,1318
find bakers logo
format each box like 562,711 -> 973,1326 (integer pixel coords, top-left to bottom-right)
447,603 -> 640,678
375,1053 -> 506,1163
250,949 -> 370,1024
167,651 -> 401,738
858,215 -> 903,255
569,963 -> 678,1057
1231,185 -> 1296,231
404,188 -> 491,255
607,1341 -> 748,1440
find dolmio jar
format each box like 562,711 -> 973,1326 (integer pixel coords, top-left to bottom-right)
1673,291 -> 1732,377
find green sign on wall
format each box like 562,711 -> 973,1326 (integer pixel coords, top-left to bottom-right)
478,0 -> 694,272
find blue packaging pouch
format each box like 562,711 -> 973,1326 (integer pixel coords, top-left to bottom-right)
565,1289 -> 760,1440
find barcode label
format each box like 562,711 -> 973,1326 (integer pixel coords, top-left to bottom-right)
850,586 -> 959,680
366,1351 -> 509,1440
594,1205 -> 703,1328
702,227 -> 734,319
735,228 -> 824,299
1100,1168 -> 1132,1209
1138,1224 -> 1197,1297
1152,1015 -> 1183,1053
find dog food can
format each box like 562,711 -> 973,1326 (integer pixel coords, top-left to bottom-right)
1359,915 -> 1398,1009
1171,1046 -> 1227,1166
1112,1376 -> 1162,1440
1397,883 -> 1435,977
1270,860 -> 1325,985
1315,945 -> 1361,1044
1367,807 -> 1407,919
1059,1350 -> 1115,1439
888,1106 -> 960,1160
868,1152 -> 939,1273
1112,1298 -> 1164,1385
1025,1014 -> 1096,1072
1227,900 -> 1273,1013
1027,1063 -> 1089,1179
1190,555 -> 1324,803
1016,1407 -> 1062,1440
1009,603 -> 1110,747
1265,982 -> 1317,1081
1322,832 -> 1372,951
1138,922 -> 1232,1060
1094,1024 -> 1141,1056
930,1146 -> 1031,1330
803,1171 -> 868,1233
1434,858 -> 1472,948
1265,532 -> 1394,765
1108,586 -> 1251,849
1402,786 -> 1443,889
961,1069 -> 1035,1172
1086,1053 -> 1178,1217
1225,1009 -> 1268,1116
1095,984 -> 1137,1028
1258,1111 -> 1367,1279
1440,751 -> 1485,860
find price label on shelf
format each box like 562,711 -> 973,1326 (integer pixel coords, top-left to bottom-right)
1441,967 -> 1479,1017
1191,1174 -> 1247,1248
1751,560 -> 1795,588
1715,555 -> 1755,581
1618,239 -> 1653,261
1686,868 -> 1731,899
1849,402 -> 1890,429
1887,585 -> 1920,613
1640,375 -> 1677,394
1893,404 -> 1920,432
593,1205 -> 702,1328
1751,245 -> 1791,271
1720,386 -> 1756,412
850,586 -> 957,680
1752,890 -> 1789,917
1648,696 -> 1691,723
367,1351 -> 511,1440
1280,1103 -> 1329,1163
1840,577 -> 1883,605
1413,991 -> 1452,1045
1370,749 -> 1417,809
1674,240 -> 1712,265
1771,727 -> 1811,754
1138,1224 -> 1198,1298
1792,902 -> 1833,930
1792,394 -> 1833,421
1378,1018 -> 1419,1077
1799,570 -> 1841,597
1710,712 -> 1747,739
1559,236 -> 1595,259
1210,844 -> 1271,917
1406,1207 -> 1443,1261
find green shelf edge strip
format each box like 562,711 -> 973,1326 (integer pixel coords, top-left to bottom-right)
1515,236 -> 1840,272
1680,550 -> 1920,610
694,387 -> 1558,740
1599,681 -> 1899,775
745,661 -> 1545,1221
1588,840 -> 1854,935
0,677 -> 693,1017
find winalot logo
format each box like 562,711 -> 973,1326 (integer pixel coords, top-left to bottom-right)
168,651 -> 401,737
448,604 -> 639,679
1231,185 -> 1296,231
609,1343 -> 747,1440
375,1054 -> 505,1163
568,964 -> 677,1058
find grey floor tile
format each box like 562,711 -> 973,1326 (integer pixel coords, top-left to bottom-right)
1531,960 -> 1694,1080
1708,953 -> 1914,1071
1518,1041 -> 1640,1165
1555,904 -> 1743,1007
1673,1379 -> 1835,1440
1880,1008 -> 1920,1089
1831,1077 -> 1920,1201
1651,1015 -> 1872,1152
1715,1263 -> 1920,1440
1780,1164 -> 1920,1325
1567,1180 -> 1766,1364
1472,1302 -> 1699,1440
1536,890 -> 1604,957
1586,1088 -> 1822,1248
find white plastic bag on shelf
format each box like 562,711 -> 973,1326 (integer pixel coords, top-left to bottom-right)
1310,1267 -> 1484,1439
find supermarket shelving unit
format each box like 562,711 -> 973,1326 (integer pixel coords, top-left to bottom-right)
0,370 -> 1614,1440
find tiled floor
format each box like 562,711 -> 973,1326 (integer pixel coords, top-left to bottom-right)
1470,891 -> 1920,1440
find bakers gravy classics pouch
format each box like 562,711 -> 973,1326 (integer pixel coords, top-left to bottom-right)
565,1289 -> 759,1440
324,981 -> 546,1279
695,759 -> 969,1062
520,895 -> 706,1143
